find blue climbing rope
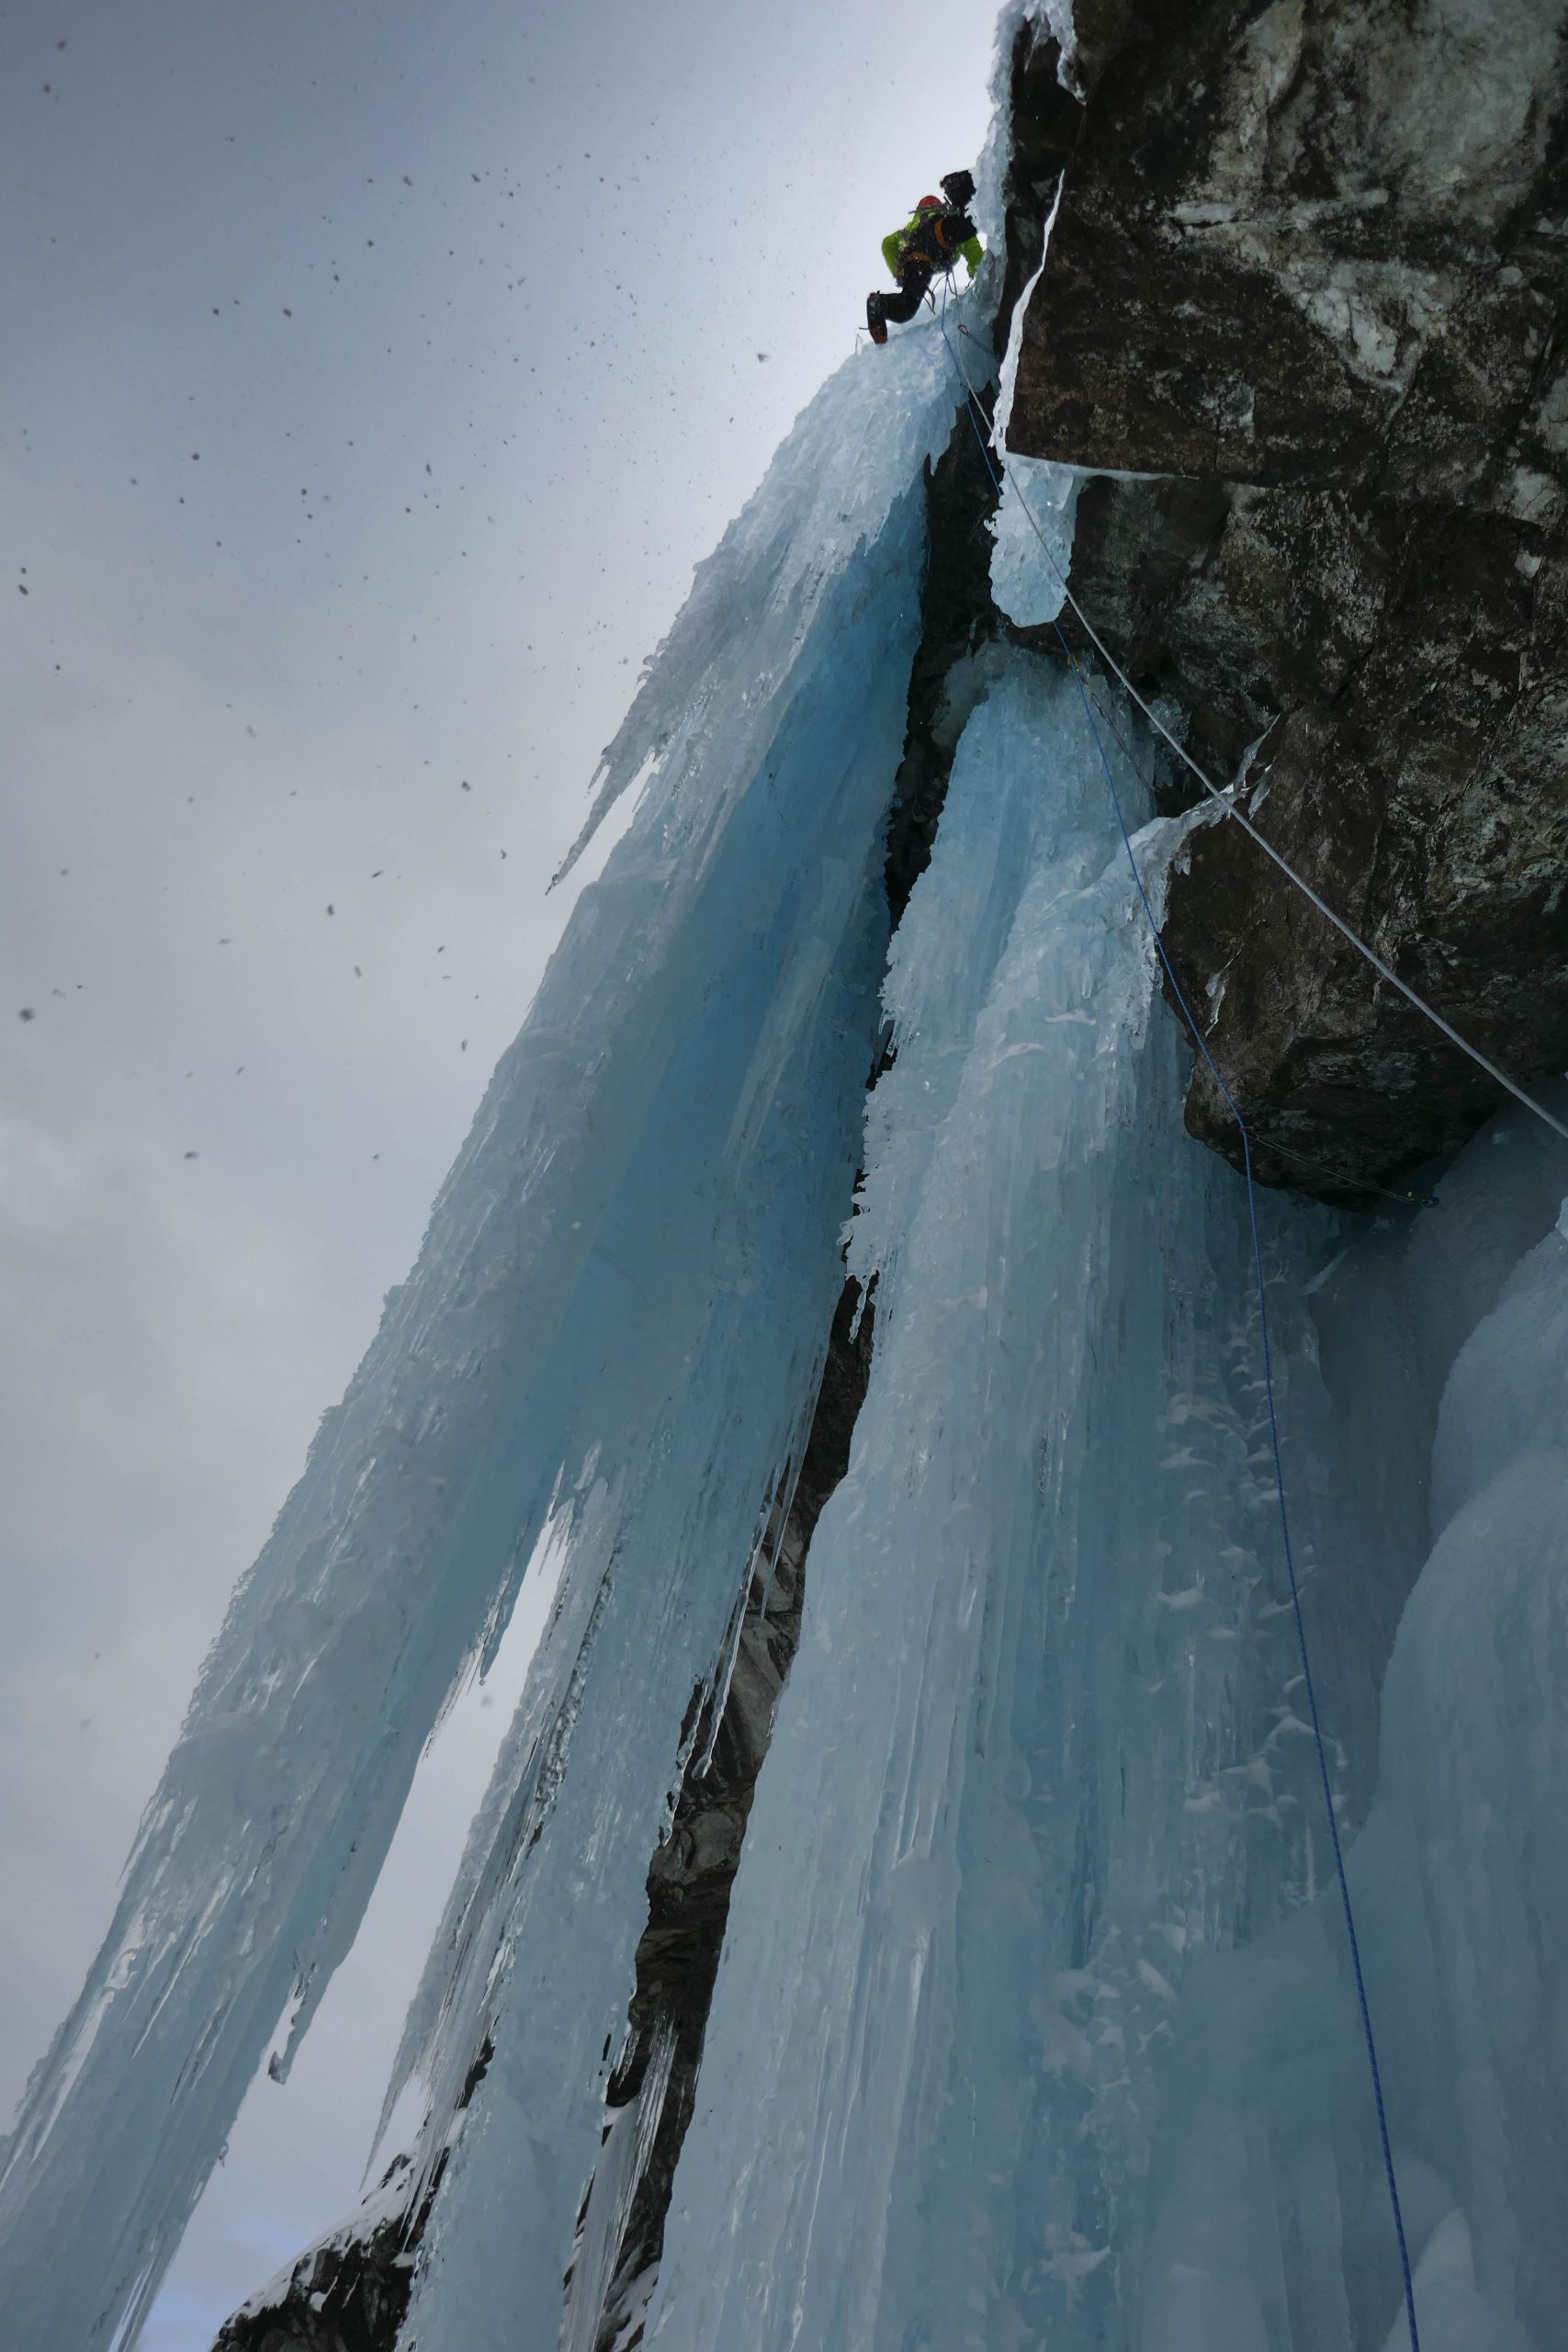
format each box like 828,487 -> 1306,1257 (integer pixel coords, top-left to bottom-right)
935,295 -> 1424,2352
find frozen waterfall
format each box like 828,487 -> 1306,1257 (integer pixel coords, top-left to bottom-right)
5,4 -> 1568,2345
643,639 -> 1568,2352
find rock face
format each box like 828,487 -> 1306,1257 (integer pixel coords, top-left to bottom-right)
1006,0 -> 1568,1203
212,2160 -> 422,2352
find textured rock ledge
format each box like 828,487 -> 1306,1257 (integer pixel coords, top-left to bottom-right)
1007,0 -> 1568,1204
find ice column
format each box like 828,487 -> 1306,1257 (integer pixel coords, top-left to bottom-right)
648,651 -> 1348,2352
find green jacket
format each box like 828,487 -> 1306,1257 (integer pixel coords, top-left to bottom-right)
882,210 -> 983,281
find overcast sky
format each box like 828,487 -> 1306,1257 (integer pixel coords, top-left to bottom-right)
1,2 -> 998,2341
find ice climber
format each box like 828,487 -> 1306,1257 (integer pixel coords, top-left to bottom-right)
865,170 -> 981,346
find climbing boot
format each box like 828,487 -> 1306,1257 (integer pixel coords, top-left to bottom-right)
866,291 -> 888,346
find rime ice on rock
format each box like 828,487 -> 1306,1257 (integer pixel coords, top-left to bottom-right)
985,168 -> 1077,628
987,449 -> 1078,626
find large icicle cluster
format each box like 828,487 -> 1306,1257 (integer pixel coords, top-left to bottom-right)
644,651 -> 1336,2347
0,295 -> 967,2352
644,645 -> 1568,2352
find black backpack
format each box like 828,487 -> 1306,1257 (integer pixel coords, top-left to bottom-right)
903,201 -> 976,274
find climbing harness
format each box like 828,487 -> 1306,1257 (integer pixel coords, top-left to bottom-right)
937,290 -> 1427,2352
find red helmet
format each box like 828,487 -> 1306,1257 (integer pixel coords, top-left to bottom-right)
917,193 -> 942,209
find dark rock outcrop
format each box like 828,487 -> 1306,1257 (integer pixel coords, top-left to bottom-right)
1007,0 -> 1568,1202
212,2162 -> 419,2352
886,414 -> 1007,923
212,2041 -> 495,2352
994,17 -> 1088,353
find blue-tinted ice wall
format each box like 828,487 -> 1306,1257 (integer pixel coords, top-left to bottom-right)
0,302 -> 969,2352
1141,1108 -> 1568,2352
647,637 -> 1568,2352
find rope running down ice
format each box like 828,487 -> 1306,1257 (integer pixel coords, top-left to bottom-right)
940,297 -> 1568,1153
936,288 -> 1425,2352
1008,607 -> 1438,1204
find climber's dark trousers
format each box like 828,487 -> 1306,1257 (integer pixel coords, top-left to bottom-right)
878,260 -> 934,324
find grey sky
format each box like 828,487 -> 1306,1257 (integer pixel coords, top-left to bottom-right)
2,2 -> 997,2340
